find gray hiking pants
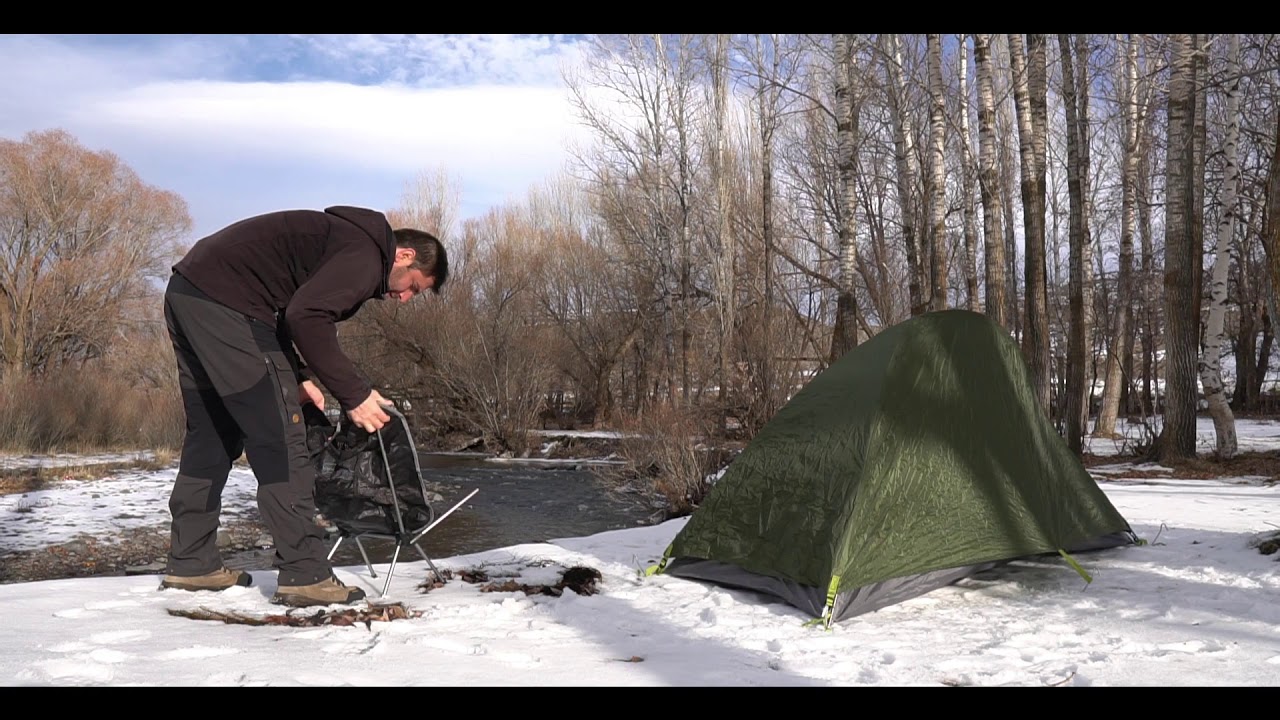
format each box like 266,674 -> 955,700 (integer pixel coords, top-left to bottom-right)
163,272 -> 331,586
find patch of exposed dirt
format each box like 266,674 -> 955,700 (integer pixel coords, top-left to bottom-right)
0,518 -> 269,585
1083,450 -> 1280,484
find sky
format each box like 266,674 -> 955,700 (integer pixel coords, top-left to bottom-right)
1,420 -> 1278,687
0,34 -> 595,241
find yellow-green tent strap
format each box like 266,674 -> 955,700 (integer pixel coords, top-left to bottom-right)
824,576 -> 840,628
1058,549 -> 1093,584
801,576 -> 841,629
643,544 -> 675,576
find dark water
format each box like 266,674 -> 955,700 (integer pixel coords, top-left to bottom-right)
232,454 -> 663,570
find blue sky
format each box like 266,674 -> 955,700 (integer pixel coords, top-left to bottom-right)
0,34 -> 594,240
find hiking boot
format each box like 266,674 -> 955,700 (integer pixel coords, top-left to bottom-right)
271,574 -> 366,608
160,567 -> 253,592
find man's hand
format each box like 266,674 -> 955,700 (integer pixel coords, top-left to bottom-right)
347,389 -> 393,433
299,380 -> 325,410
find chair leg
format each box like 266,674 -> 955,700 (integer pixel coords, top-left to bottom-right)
382,543 -> 404,598
413,542 -> 445,584
327,535 -> 344,561
354,536 -> 377,578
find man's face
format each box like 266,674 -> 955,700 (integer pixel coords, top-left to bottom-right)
387,248 -> 435,303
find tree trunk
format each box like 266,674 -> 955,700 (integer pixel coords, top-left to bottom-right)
1058,34 -> 1087,453
1009,34 -> 1052,415
760,35 -> 779,422
830,33 -> 860,361
957,35 -> 980,312
1139,146 -> 1157,417
1155,33 -> 1200,462
713,34 -> 735,432
884,34 -> 926,316
1075,33 -> 1097,434
1264,87 -> 1280,371
1198,33 -> 1240,459
1096,34 -> 1142,437
927,34 -> 949,311
973,35 -> 1008,329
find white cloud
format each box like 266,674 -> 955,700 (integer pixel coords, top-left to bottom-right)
0,34 -> 598,237
79,79 -> 586,180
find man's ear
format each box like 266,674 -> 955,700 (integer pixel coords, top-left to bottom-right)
395,247 -> 417,264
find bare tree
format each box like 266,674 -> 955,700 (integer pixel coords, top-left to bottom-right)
1058,34 -> 1091,453
973,35 -> 1009,328
829,33 -> 861,361
1198,34 -> 1241,459
710,34 -> 736,428
957,34 -> 980,312
1267,96 -> 1280,326
1096,34 -> 1152,437
565,35 -> 702,409
385,166 -> 461,242
0,129 -> 189,378
1009,34 -> 1052,413
1156,33 -> 1201,462
926,34 -> 949,311
882,34 -> 927,316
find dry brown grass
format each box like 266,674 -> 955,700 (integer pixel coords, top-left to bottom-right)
605,403 -> 726,515
0,370 -> 184,455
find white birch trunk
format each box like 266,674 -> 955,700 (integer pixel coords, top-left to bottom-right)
884,34 -> 925,315
1198,33 -> 1239,459
974,34 -> 1008,329
927,34 -> 949,311
1009,33 -> 1052,413
958,34 -> 979,312
830,33 -> 860,361
1096,34 -> 1141,437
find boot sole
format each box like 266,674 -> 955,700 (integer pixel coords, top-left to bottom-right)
270,592 -> 366,608
159,574 -> 252,592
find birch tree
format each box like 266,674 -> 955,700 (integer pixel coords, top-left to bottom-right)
1058,33 -> 1092,453
1009,34 -> 1052,413
957,34 -> 979,312
1198,34 -> 1241,459
1096,34 -> 1151,437
882,34 -> 926,315
1058,34 -> 1085,450
926,34 -> 949,311
973,34 -> 1008,328
830,33 -> 860,360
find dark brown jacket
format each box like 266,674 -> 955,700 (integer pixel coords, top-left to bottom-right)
173,205 -> 394,411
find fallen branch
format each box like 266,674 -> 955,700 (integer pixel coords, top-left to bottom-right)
168,602 -> 421,629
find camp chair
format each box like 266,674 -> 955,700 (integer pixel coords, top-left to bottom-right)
304,404 -> 477,599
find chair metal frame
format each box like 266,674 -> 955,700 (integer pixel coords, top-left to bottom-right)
323,406 -> 477,599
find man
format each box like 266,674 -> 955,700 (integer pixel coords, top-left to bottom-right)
158,205 -> 448,607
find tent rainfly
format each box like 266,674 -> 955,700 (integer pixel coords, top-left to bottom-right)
648,309 -> 1140,626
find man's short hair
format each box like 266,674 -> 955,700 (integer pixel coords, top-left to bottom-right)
393,228 -> 449,294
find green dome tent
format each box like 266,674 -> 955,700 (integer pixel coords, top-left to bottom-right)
649,309 -> 1139,626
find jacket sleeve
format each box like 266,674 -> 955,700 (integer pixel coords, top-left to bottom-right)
283,245 -> 383,412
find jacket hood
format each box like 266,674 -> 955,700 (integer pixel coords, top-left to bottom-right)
324,205 -> 395,296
